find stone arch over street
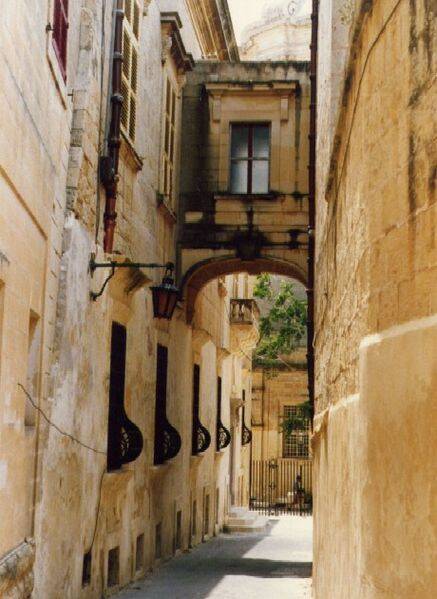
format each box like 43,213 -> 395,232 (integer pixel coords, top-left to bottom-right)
180,255 -> 307,323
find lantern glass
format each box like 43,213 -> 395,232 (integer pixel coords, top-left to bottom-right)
151,272 -> 178,320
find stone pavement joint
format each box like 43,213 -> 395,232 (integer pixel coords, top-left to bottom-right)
117,515 -> 312,599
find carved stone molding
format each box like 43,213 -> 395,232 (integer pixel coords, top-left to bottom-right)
160,12 -> 195,73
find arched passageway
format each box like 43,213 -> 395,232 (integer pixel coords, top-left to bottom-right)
180,256 -> 307,323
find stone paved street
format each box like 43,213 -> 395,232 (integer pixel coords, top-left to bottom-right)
117,516 -> 312,599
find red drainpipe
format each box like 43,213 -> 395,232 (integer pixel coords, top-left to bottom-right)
307,0 -> 318,420
101,0 -> 124,253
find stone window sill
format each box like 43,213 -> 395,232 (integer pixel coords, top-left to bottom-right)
120,133 -> 144,172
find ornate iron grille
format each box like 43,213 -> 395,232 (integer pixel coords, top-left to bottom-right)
155,418 -> 181,464
217,422 -> 231,450
242,422 -> 252,445
107,322 -> 144,471
154,345 -> 181,465
192,365 -> 211,454
193,420 -> 211,454
120,406 -> 144,464
241,405 -> 252,446
216,377 -> 231,451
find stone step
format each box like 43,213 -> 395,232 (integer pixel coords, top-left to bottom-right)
224,507 -> 268,533
224,515 -> 268,533
227,516 -> 258,526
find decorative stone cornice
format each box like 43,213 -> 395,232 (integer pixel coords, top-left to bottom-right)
160,12 -> 195,73
185,0 -> 239,61
205,81 -> 299,96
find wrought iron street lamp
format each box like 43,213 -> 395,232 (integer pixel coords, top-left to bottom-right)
151,264 -> 179,320
89,254 -> 179,319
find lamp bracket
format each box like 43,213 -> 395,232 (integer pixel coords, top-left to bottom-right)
89,254 -> 174,301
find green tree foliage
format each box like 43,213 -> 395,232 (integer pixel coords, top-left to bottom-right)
253,274 -> 307,362
254,274 -> 312,430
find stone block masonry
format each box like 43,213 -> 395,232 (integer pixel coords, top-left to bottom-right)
313,0 -> 437,597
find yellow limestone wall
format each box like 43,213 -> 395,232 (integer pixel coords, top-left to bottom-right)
0,0 -> 75,594
252,360 -> 309,461
0,1 -> 253,598
313,0 -> 437,597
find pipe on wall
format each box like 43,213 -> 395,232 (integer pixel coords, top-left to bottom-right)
307,0 -> 318,420
101,0 -> 124,253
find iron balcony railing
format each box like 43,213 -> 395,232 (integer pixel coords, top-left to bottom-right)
229,299 -> 259,325
242,421 -> 252,446
154,417 -> 182,465
116,407 -> 144,468
192,418 -> 211,455
216,420 -> 231,451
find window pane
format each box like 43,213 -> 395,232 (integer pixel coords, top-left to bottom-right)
230,161 -> 248,193
253,125 -> 270,158
231,126 -> 248,159
252,160 -> 269,193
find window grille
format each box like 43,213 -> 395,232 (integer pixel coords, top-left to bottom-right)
121,0 -> 140,143
230,123 -> 270,194
107,322 -> 143,471
52,0 -> 69,80
216,377 -> 231,451
162,78 -> 177,205
154,344 -> 181,465
282,405 -> 310,458
192,365 -> 211,454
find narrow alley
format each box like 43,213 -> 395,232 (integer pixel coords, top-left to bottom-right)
117,516 -> 312,599
1,0 -> 435,597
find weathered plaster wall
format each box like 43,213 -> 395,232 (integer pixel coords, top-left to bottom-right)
0,0 -> 74,593
313,0 -> 437,596
26,3 -> 256,597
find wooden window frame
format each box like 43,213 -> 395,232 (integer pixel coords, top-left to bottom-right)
52,0 -> 69,81
121,0 -> 141,144
229,123 -> 271,194
162,77 -> 178,206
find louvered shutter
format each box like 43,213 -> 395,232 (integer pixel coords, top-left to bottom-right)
121,0 -> 140,144
52,0 -> 69,80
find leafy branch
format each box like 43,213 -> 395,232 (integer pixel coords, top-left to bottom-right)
253,274 -> 307,363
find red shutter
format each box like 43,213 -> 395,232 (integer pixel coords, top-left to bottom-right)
52,0 -> 69,80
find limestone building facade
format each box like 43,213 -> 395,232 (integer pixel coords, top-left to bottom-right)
251,353 -> 310,463
0,1 -> 254,597
0,0 -> 311,596
240,0 -> 312,62
313,0 -> 437,597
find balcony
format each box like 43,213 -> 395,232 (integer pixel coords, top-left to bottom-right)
229,299 -> 259,325
216,420 -> 231,451
154,418 -> 182,465
192,419 -> 211,455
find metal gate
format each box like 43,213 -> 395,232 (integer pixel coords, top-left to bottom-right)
250,459 -> 313,516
